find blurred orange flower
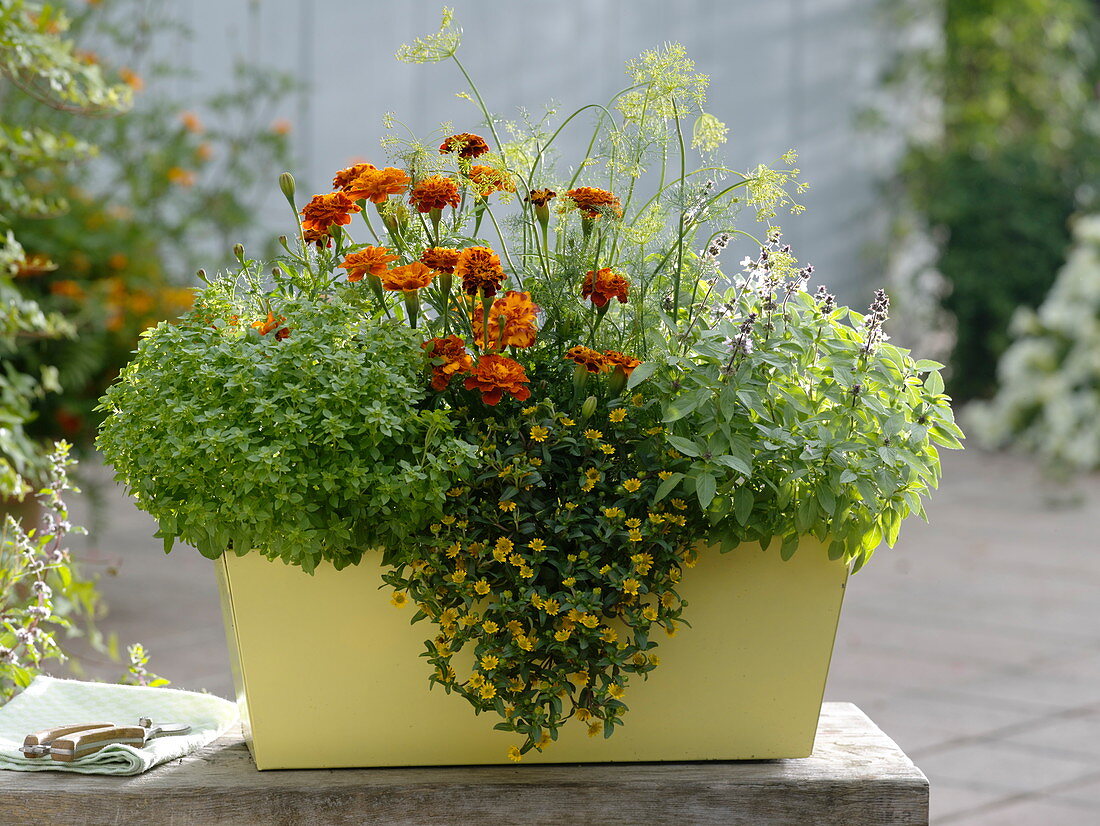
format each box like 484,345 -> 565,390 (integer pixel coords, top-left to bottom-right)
564,187 -> 622,220
565,345 -> 608,373
252,311 -> 290,340
408,175 -> 460,213
181,111 -> 203,133
382,262 -> 435,292
439,133 -> 490,159
473,290 -> 539,349
423,335 -> 474,391
119,67 -> 143,91
271,119 -> 292,135
345,167 -> 411,203
300,192 -> 361,232
341,246 -> 399,282
464,354 -> 532,405
455,246 -> 506,296
167,167 -> 195,187
581,267 -> 629,307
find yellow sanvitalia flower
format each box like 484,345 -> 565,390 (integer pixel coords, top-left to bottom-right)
643,605 -> 659,622
623,578 -> 641,595
495,537 -> 514,554
391,591 -> 409,608
561,417 -> 576,427
657,470 -> 673,480
600,627 -> 618,643
600,445 -> 616,455
542,598 -> 560,615
625,517 -> 641,528
580,613 -> 600,628
609,408 -> 628,422
499,500 -> 516,512
520,566 -> 535,579
474,579 -> 491,596
508,746 -> 523,762
587,721 -> 602,738
445,542 -> 462,558
608,684 -> 625,699
623,478 -> 641,492
562,576 -> 576,587
554,628 -> 571,642
480,683 -> 497,699
529,425 -> 549,442
481,654 -> 499,670
602,506 -> 625,519
482,620 -> 499,633
584,429 -> 603,440
528,538 -> 547,552
628,529 -> 643,542
517,635 -> 535,651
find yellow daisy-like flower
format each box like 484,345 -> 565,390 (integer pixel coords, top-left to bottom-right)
495,537 -> 514,554
587,721 -> 602,738
528,538 -> 547,552
564,502 -> 578,511
643,605 -> 659,622
474,579 -> 491,596
554,628 -> 571,642
602,506 -> 625,519
580,613 -> 600,628
581,480 -> 596,493
445,542 -> 462,558
520,566 -> 535,579
632,552 -> 654,574
632,393 -> 645,407
628,529 -> 643,542
537,732 -> 551,749
650,654 -> 660,666
623,478 -> 641,493
631,652 -> 648,666
561,417 -> 576,427
584,428 -> 603,440
600,627 -> 618,643
391,591 -> 409,608
508,553 -> 524,567
480,683 -> 498,700
600,444 -> 616,455
609,408 -> 627,422
459,613 -> 478,627
441,515 -> 456,525
598,564 -> 612,575
623,578 -> 641,595
529,425 -> 549,442
665,625 -> 678,637
482,620 -> 499,633
508,745 -> 523,762
517,635 -> 535,651
447,486 -> 466,497
658,470 -> 673,480
608,684 -> 625,699
441,608 -> 459,626
507,620 -> 524,635
625,517 -> 642,528
481,654 -> 499,670
450,569 -> 467,584
542,598 -> 560,615
661,592 -> 677,608
563,576 -> 577,587
521,405 -> 538,415
647,426 -> 663,435
499,500 -> 516,512
671,498 -> 688,510
530,457 -> 543,467
493,546 -> 509,563
468,672 -> 485,688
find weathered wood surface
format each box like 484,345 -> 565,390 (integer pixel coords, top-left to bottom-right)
0,703 -> 928,825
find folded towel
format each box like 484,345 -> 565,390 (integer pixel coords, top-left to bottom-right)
0,675 -> 237,775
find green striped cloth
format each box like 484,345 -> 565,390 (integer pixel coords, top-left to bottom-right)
0,676 -> 237,775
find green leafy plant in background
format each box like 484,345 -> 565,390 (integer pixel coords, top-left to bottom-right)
968,215 -> 1100,477
4,0 -> 294,454
874,0 -> 1100,400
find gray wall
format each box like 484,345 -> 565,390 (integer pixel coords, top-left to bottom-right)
169,0 -> 896,300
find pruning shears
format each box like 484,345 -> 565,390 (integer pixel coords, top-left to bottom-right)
20,717 -> 191,762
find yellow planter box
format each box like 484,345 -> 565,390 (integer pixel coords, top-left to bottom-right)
216,538 -> 848,769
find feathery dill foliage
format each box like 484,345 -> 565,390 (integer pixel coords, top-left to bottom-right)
98,9 -> 961,761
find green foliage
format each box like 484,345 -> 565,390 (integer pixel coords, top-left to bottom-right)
97,282 -> 477,572
881,0 -> 1100,399
384,397 -> 703,754
968,215 -> 1100,475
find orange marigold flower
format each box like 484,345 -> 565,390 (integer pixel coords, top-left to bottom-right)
340,246 -> 399,282
408,175 -> 460,213
473,290 -> 540,350
467,165 -> 515,198
167,166 -> 195,187
344,166 -> 411,203
180,111 -> 203,133
565,346 -> 608,373
455,246 -> 507,296
464,354 -> 532,406
303,227 -> 334,249
420,247 -> 461,274
119,67 -> 143,91
604,350 -> 641,376
581,267 -> 629,307
526,189 -> 556,208
439,133 -> 490,159
423,335 -> 474,391
300,192 -> 361,233
271,119 -> 292,135
332,162 -> 376,191
382,262 -> 435,292
564,187 -> 622,220
252,311 -> 290,340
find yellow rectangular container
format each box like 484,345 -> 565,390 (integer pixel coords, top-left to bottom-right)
216,538 -> 848,769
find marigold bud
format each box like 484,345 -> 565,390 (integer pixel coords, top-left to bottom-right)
279,171 -> 296,204
581,395 -> 597,420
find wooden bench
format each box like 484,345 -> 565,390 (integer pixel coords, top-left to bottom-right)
0,702 -> 928,825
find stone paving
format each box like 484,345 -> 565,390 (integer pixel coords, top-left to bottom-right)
64,448 -> 1100,824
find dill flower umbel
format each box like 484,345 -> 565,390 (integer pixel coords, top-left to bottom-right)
467,165 -> 515,198
344,166 -> 411,203
582,268 -> 630,308
408,175 -> 461,213
381,262 -> 435,291
340,246 -> 399,282
564,345 -> 607,373
422,335 -> 474,391
300,192 -> 361,232
464,354 -> 532,405
473,290 -> 539,349
439,132 -> 490,158
564,186 -> 622,220
455,246 -> 507,296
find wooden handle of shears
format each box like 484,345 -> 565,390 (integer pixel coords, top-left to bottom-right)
21,723 -> 114,758
50,725 -> 147,762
